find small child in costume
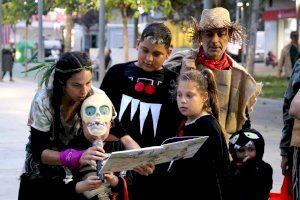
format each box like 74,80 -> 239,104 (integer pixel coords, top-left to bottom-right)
67,92 -> 131,200
228,128 -> 273,200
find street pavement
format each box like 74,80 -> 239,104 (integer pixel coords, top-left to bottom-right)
0,58 -> 283,199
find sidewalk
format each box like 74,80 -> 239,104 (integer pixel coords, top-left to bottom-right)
0,78 -> 36,200
0,57 -> 283,199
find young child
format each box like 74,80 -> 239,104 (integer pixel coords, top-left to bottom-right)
68,92 -> 130,200
167,69 -> 231,200
228,128 -> 273,200
100,22 -> 183,199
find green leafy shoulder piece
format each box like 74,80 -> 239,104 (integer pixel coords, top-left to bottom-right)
22,62 -> 55,87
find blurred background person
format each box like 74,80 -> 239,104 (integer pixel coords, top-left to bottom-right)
1,45 -> 15,82
105,48 -> 112,71
277,31 -> 300,79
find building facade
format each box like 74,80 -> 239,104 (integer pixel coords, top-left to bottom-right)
263,0 -> 297,58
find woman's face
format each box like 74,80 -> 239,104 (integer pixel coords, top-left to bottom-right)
65,70 -> 93,102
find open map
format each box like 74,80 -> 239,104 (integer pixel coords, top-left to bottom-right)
102,136 -> 208,173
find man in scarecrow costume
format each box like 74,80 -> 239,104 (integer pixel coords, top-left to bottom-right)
164,7 -> 262,137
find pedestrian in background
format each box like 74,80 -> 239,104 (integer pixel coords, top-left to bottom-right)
266,51 -> 278,68
277,31 -> 300,79
1,45 -> 15,82
105,48 -> 112,71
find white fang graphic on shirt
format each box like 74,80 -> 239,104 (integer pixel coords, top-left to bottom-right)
119,94 -> 161,137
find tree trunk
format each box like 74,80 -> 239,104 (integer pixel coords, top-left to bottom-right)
60,26 -> 65,53
0,0 -> 2,81
133,16 -> 139,47
65,11 -> 73,52
121,7 -> 129,62
98,0 -> 106,86
245,0 -> 260,76
24,23 -> 29,77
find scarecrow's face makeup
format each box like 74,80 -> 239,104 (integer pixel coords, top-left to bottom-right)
201,28 -> 230,61
236,141 -> 257,162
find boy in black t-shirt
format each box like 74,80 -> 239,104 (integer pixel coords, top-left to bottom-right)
100,22 -> 183,200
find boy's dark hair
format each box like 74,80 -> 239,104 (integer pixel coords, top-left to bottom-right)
140,22 -> 172,49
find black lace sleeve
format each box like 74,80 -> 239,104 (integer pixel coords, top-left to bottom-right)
30,127 -> 52,163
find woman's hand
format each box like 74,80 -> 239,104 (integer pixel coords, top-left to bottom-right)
133,163 -> 155,176
75,175 -> 102,193
80,146 -> 106,168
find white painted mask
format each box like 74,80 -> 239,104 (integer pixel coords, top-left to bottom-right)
81,92 -> 116,136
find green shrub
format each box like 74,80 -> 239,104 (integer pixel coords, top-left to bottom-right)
255,76 -> 289,99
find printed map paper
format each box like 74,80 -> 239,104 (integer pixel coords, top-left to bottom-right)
102,136 -> 208,173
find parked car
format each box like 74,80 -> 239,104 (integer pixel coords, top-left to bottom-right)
44,40 -> 62,62
227,42 -> 265,63
255,49 -> 265,62
226,42 -> 242,62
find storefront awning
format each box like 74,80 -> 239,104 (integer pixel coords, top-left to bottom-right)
263,9 -> 296,20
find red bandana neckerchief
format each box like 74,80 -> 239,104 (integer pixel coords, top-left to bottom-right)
195,46 -> 232,70
178,119 -> 186,137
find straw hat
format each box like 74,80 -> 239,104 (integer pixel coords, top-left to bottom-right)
199,7 -> 231,31
191,7 -> 246,43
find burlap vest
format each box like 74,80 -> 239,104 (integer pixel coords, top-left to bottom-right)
291,119 -> 300,147
198,62 -> 260,135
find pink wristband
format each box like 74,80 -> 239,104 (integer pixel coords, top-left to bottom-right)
59,149 -> 84,169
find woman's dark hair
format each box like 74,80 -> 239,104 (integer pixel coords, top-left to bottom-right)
51,51 -> 92,142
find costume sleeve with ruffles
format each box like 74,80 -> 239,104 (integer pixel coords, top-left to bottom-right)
26,89 -> 54,163
27,89 -> 53,132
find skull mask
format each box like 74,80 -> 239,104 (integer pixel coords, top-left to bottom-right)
81,92 -> 117,137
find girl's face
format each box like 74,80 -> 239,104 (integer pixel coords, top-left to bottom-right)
136,39 -> 171,72
177,80 -> 208,121
65,70 -> 93,102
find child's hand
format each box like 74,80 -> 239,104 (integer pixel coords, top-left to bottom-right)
80,146 -> 106,168
75,175 -> 102,193
134,162 -> 155,176
104,172 -> 119,187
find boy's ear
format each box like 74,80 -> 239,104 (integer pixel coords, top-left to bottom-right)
165,47 -> 172,58
136,39 -> 140,50
168,47 -> 172,56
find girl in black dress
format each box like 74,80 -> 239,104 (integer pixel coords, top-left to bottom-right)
168,69 -> 231,200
